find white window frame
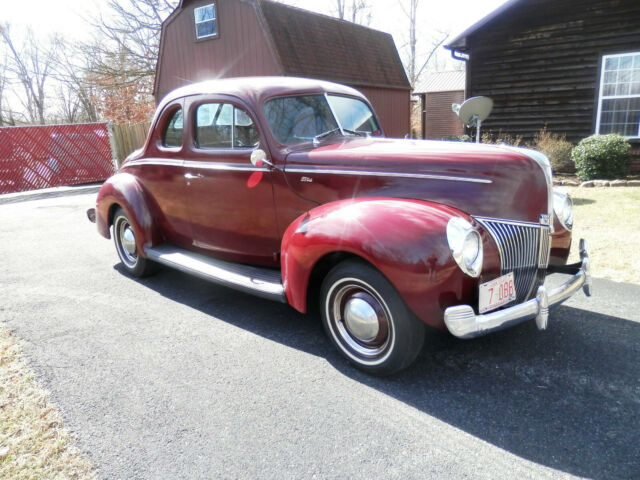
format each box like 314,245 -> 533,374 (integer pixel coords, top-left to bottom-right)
595,51 -> 640,139
194,3 -> 218,40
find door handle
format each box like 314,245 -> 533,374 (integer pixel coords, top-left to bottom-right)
184,173 -> 203,180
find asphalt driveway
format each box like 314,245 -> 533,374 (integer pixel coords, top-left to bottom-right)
1,192 -> 638,479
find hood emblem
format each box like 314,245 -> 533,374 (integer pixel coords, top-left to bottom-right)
539,214 -> 550,226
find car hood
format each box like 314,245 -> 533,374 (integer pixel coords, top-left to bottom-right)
282,138 -> 552,224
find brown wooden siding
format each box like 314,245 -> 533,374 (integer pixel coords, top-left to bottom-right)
356,86 -> 410,138
155,0 -> 411,140
465,0 -> 640,147
155,0 -> 282,101
423,90 -> 465,139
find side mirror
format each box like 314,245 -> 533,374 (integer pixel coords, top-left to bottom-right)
250,149 -> 274,169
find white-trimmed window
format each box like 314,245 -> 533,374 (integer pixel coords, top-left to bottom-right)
194,3 -> 218,39
596,52 -> 640,138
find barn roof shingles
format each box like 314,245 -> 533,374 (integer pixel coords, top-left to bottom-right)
258,0 -> 410,89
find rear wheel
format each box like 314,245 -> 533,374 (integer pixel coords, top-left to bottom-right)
113,208 -> 156,277
320,260 -> 425,376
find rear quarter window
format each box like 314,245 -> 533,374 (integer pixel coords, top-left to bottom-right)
163,108 -> 184,148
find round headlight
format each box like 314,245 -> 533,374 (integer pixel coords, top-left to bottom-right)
447,217 -> 483,278
553,190 -> 573,231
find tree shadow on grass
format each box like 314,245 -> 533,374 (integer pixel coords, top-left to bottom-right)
115,263 -> 640,480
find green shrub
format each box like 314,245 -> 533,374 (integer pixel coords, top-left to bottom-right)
533,128 -> 574,173
571,134 -> 631,180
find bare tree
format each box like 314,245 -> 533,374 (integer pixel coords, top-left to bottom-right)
0,56 -> 8,126
398,0 -> 448,87
0,23 -> 57,125
88,0 -> 177,87
334,0 -> 372,25
51,39 -> 99,123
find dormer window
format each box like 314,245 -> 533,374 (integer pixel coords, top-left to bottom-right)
194,3 -> 218,40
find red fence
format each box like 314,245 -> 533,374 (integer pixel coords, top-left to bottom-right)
0,123 -> 115,195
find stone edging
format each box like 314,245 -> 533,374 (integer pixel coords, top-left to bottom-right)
553,179 -> 640,188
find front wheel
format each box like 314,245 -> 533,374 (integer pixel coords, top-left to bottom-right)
113,208 -> 156,278
320,260 -> 425,376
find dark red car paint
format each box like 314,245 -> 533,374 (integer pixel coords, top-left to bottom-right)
94,77 -> 571,330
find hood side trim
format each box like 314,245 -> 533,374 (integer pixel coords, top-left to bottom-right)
284,168 -> 492,184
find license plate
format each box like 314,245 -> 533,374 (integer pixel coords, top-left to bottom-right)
479,272 -> 516,314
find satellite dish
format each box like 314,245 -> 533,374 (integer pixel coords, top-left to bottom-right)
455,96 -> 493,143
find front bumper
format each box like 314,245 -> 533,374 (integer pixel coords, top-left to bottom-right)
444,239 -> 592,339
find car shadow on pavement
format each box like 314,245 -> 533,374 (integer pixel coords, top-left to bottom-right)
119,264 -> 640,480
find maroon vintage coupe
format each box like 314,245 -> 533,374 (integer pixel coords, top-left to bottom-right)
88,77 -> 591,375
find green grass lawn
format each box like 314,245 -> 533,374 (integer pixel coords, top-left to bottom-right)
561,186 -> 640,284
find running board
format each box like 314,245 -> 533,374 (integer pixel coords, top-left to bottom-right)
144,245 -> 286,303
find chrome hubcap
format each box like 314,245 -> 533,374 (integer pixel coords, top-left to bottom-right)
122,226 -> 136,255
327,280 -> 393,362
116,217 -> 137,267
344,297 -> 379,342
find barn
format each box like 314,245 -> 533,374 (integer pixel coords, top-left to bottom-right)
445,0 -> 640,166
154,0 -> 411,138
413,70 -> 466,140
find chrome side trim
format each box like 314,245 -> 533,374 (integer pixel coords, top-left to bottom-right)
285,168 -> 491,184
183,160 -> 269,172
125,159 -> 270,173
144,245 -> 286,303
126,159 -> 184,168
444,239 -> 591,339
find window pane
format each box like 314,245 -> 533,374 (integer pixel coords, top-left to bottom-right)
634,55 -> 640,68
605,56 -> 619,72
233,107 -> 259,148
599,98 -> 640,136
604,70 -> 617,84
196,103 -> 232,148
327,95 -> 381,135
620,55 -> 634,69
196,20 -> 217,38
163,108 -> 183,148
264,95 -> 338,145
619,69 -> 632,83
195,4 -> 215,22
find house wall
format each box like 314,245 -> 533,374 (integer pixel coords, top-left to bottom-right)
356,86 -> 410,138
423,90 -> 465,139
155,0 -> 282,102
465,0 -> 640,150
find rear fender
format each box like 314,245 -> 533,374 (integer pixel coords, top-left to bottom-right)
281,197 -> 485,330
95,173 -> 161,255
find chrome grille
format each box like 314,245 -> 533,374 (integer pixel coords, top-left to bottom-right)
475,217 -> 551,304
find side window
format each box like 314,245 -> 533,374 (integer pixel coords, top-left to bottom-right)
163,108 -> 183,148
195,103 -> 260,149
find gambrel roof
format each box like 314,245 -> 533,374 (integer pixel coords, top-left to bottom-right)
155,0 -> 410,95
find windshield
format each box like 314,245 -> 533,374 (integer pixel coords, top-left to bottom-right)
263,94 -> 381,145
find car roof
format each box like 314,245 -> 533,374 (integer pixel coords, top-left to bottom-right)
157,76 -> 367,112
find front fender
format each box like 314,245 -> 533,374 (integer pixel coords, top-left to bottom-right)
95,173 -> 161,255
281,197 -> 486,330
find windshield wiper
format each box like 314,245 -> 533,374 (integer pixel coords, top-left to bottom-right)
313,128 -> 367,145
342,128 -> 368,137
313,127 -> 342,144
